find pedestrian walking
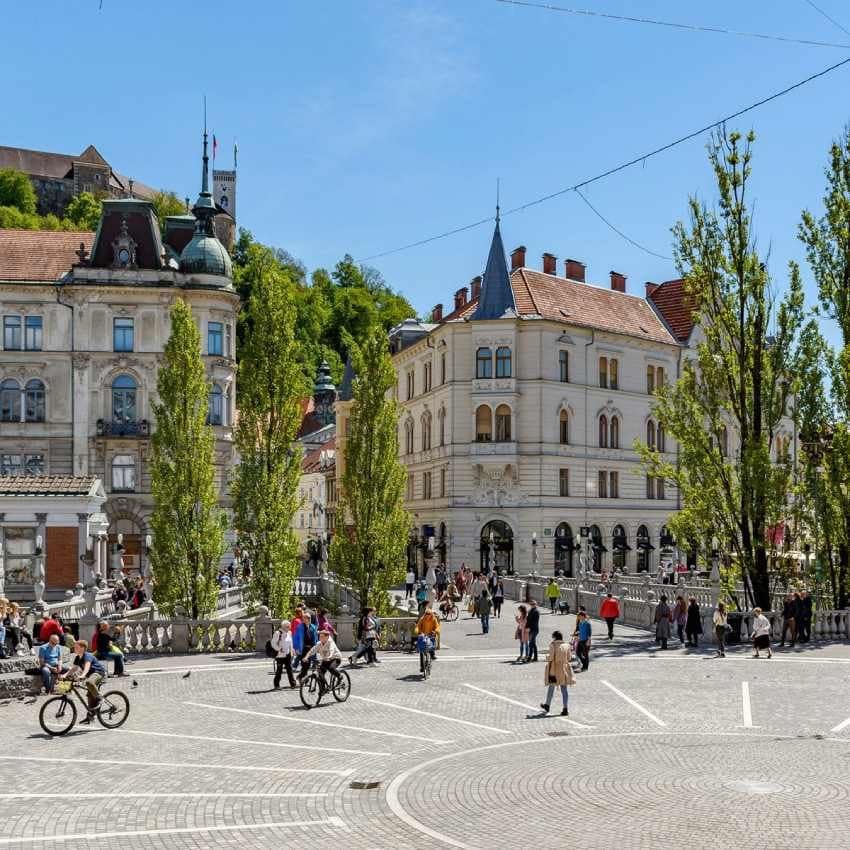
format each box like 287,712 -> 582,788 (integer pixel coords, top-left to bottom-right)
525,600 -> 540,662
540,630 -> 576,716
479,589 -> 492,634
655,595 -> 672,650
575,611 -> 592,671
751,607 -> 772,658
780,592 -> 797,647
672,595 -> 687,645
685,596 -> 703,647
405,569 -> 415,599
271,619 -> 296,689
469,573 -> 486,617
515,604 -> 529,662
713,601 -> 728,658
798,590 -> 813,642
493,580 -> 505,618
546,578 -> 560,614
599,592 -> 620,639
415,580 -> 429,616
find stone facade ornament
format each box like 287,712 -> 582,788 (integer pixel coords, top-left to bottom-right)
111,217 -> 138,269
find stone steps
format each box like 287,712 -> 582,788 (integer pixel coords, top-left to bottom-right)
0,669 -> 41,700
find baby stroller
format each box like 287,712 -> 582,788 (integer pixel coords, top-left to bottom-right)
557,596 -> 570,615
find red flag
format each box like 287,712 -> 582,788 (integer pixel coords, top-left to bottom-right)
212,134 -> 218,161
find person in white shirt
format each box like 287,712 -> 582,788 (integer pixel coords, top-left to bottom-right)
271,619 -> 296,689
751,607 -> 773,659
405,569 -> 416,599
303,628 -> 342,683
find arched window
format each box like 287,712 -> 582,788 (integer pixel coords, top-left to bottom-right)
476,347 -> 492,379
495,346 -> 512,378
405,420 -> 414,454
657,424 -> 666,452
613,524 -> 628,571
599,356 -> 608,388
0,379 -> 20,422
646,420 -> 656,449
610,416 -> 620,449
636,525 -> 652,572
112,374 -> 137,424
598,414 -> 608,448
111,454 -> 136,492
610,358 -> 619,390
495,404 -> 512,442
438,408 -> 446,446
208,383 -> 223,426
24,379 -> 45,422
559,409 -> 569,444
475,405 -> 492,442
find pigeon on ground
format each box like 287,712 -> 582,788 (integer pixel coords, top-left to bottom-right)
132,680 -> 139,688
182,671 -> 191,679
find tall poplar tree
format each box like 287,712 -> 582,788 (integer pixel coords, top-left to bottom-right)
232,244 -> 305,615
329,325 -> 410,608
149,299 -> 224,618
640,130 -> 804,609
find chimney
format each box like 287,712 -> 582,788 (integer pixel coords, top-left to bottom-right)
542,252 -> 557,275
610,271 -> 627,293
453,287 -> 468,310
470,275 -> 482,301
432,303 -> 443,322
564,259 -> 585,282
510,245 -> 526,271
645,281 -> 659,298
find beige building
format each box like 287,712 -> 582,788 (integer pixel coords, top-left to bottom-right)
0,134 -> 237,591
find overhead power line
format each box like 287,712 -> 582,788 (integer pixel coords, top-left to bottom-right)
359,56 -> 850,263
494,0 -> 850,49
803,0 -> 850,38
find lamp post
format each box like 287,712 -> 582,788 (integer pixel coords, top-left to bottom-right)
531,531 -> 539,568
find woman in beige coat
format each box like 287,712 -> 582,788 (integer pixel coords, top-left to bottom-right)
540,630 -> 576,716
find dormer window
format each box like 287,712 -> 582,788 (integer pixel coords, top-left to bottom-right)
111,217 -> 138,269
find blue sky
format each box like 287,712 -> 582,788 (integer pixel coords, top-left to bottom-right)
5,1 -> 850,342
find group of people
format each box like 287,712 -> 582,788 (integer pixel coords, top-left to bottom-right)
268,605 -> 340,689
654,594 -> 705,650
780,590 -> 813,647
110,576 -> 148,612
0,599 -> 33,658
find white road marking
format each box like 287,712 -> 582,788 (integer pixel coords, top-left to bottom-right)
121,728 -> 391,756
0,792 -> 326,800
185,700 -> 454,744
0,817 -> 348,846
741,681 -> 754,728
462,683 -> 594,730
601,680 -> 667,727
0,754 -> 349,776
830,716 -> 850,733
350,695 -> 512,734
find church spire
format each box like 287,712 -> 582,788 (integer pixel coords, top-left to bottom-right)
192,126 -> 217,234
471,210 -> 516,320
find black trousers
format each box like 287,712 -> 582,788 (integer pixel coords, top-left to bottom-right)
604,617 -> 616,638
274,655 -> 296,688
577,639 -> 590,669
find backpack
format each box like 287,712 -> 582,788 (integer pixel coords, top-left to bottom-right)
265,639 -> 276,658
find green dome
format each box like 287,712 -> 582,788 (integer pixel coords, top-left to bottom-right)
180,232 -> 233,278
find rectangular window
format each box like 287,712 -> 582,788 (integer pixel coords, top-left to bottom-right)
4,526 -> 36,585
559,350 -> 569,383
225,323 -> 233,357
646,474 -> 655,500
208,321 -> 223,356
0,454 -> 21,475
113,317 -> 134,352
3,316 -> 21,350
610,359 -> 619,391
423,471 -> 431,500
598,470 -> 607,499
559,468 -> 570,497
440,467 -> 446,498
424,362 -> 432,393
647,365 -> 655,394
25,316 -> 42,351
406,473 -> 413,501
655,477 -> 664,500
407,371 -> 414,400
440,353 -> 446,385
610,471 -> 619,499
599,356 -> 607,389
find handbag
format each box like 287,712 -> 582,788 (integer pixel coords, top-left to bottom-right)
547,674 -> 557,684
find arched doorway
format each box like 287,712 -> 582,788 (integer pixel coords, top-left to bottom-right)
636,524 -> 653,572
612,524 -> 630,573
554,522 -> 574,576
480,520 -> 513,575
589,524 -> 605,573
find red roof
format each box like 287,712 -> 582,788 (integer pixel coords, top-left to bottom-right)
438,268 -> 677,345
646,278 -> 695,342
0,228 -> 94,281
302,436 -> 335,473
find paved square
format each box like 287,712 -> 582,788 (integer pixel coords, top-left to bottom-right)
3,602 -> 850,849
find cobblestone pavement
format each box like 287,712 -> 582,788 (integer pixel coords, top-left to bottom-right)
4,602 -> 850,849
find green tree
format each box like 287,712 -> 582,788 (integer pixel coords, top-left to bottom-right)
639,130 -> 804,610
149,299 -> 224,618
0,169 -> 37,214
150,190 -> 187,230
65,192 -> 102,230
329,325 -> 411,608
232,243 -> 306,615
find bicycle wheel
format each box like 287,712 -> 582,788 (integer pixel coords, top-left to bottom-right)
39,696 -> 77,736
421,652 -> 431,680
299,673 -> 323,709
97,690 -> 130,729
331,669 -> 351,703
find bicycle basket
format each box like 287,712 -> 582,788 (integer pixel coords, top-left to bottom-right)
55,680 -> 73,694
416,634 -> 433,653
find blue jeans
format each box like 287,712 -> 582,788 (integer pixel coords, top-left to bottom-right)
545,684 -> 569,708
481,615 -> 490,634
526,631 -> 539,661
40,666 -> 63,692
518,641 -> 527,657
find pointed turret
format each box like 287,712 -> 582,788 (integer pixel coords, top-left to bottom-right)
471,212 -> 515,320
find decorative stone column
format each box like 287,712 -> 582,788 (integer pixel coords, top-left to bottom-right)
32,513 -> 48,614
0,514 -> 6,598
77,513 -> 90,585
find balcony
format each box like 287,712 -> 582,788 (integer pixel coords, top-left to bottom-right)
96,419 -> 150,437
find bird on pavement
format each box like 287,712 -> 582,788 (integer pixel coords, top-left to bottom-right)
182,671 -> 191,679
131,680 -> 139,688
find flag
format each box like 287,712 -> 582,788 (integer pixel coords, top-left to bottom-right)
212,134 -> 218,161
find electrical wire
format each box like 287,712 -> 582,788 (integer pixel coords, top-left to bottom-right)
494,0 -> 850,49
575,189 -> 671,260
803,0 -> 850,38
359,56 -> 850,262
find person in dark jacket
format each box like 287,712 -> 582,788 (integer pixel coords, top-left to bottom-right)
525,601 -> 540,662
685,596 -> 703,647
780,592 -> 797,647
798,590 -> 813,642
94,620 -> 126,676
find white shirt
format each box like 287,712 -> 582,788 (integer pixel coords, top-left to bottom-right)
305,637 -> 342,662
752,614 -> 771,638
406,571 -> 416,584
271,628 -> 293,658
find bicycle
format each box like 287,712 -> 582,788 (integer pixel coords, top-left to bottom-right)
417,633 -> 435,680
299,660 -> 351,709
439,601 -> 459,622
39,677 -> 130,736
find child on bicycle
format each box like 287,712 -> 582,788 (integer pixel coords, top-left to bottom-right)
302,628 -> 342,686
61,640 -> 107,724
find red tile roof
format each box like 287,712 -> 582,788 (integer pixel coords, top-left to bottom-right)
646,278 -> 695,342
0,228 -> 94,281
438,268 -> 677,345
302,437 -> 335,473
0,475 -> 99,496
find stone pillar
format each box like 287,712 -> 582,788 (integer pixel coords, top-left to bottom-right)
254,607 -> 273,652
72,353 -> 90,477
171,615 -> 191,653
77,513 -> 90,585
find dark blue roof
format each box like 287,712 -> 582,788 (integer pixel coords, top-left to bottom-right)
471,219 -> 516,320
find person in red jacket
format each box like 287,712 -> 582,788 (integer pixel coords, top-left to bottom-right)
599,593 -> 621,639
37,615 -> 63,644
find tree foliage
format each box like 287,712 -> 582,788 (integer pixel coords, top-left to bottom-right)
639,130 -> 804,610
0,169 -> 37,214
65,192 -> 102,230
149,299 -> 225,619
232,243 -> 306,616
150,190 -> 188,230
329,325 -> 411,608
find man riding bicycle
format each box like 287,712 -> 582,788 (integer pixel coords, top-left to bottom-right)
302,628 -> 342,688
415,603 -> 440,673
60,639 -> 106,724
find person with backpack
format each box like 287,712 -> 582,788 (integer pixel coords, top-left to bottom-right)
270,619 -> 296,689
415,581 -> 429,616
